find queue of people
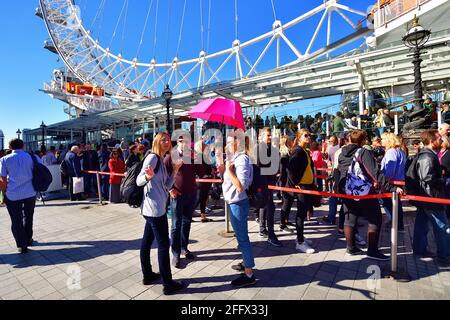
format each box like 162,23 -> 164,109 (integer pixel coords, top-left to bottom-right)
1,123 -> 450,297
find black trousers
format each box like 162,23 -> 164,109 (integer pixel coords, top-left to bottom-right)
280,190 -> 313,243
5,196 -> 36,248
196,183 -> 211,213
140,215 -> 173,286
257,189 -> 276,236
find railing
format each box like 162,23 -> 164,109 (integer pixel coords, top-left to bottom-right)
373,0 -> 432,29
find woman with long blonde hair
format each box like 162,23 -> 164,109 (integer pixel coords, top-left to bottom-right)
136,132 -> 185,295
381,132 -> 406,231
281,129 -> 316,253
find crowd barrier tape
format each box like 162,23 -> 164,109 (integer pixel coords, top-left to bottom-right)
316,167 -> 333,172
268,185 -> 392,200
82,170 -> 450,205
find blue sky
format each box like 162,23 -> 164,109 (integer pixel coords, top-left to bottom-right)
0,0 -> 374,142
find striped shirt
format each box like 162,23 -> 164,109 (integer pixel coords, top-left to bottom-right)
0,150 -> 41,201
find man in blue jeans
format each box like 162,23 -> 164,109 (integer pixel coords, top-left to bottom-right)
413,130 -> 450,265
0,139 -> 40,253
165,136 -> 205,268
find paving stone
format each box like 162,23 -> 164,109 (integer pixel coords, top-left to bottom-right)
1,200 -> 449,300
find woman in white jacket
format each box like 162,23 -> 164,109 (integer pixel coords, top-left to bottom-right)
136,132 -> 184,295
220,132 -> 256,287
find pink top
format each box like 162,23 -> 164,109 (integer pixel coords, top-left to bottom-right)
310,150 -> 325,169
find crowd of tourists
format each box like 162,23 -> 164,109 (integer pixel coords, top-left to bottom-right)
249,98 -> 450,139
1,109 -> 450,295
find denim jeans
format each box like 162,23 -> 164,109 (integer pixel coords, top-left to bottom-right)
413,205 -> 450,259
140,215 -> 173,286
171,193 -> 198,256
5,196 -> 36,248
382,198 -> 404,229
100,176 -> 110,201
228,198 -> 255,269
328,197 -> 338,224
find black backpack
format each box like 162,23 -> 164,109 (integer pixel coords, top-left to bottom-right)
29,153 -> 53,192
247,164 -> 264,196
405,153 -> 421,206
120,153 -> 161,208
60,159 -> 69,176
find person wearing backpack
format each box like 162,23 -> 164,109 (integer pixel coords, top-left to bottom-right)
136,132 -> 186,295
412,130 -> 450,265
281,129 -> 316,254
339,130 -> 403,260
0,139 -> 42,253
252,127 -> 282,247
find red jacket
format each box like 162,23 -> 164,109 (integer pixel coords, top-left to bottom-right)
108,158 -> 125,185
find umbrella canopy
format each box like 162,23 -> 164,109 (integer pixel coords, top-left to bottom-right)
188,98 -> 245,130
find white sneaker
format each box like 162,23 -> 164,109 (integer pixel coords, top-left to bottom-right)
303,238 -> 313,246
355,233 -> 366,246
295,241 -> 315,254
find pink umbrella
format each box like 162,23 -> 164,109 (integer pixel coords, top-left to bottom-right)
188,98 -> 245,130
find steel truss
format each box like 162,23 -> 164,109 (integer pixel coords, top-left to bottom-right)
40,0 -> 368,102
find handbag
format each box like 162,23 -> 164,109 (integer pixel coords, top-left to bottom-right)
73,177 -> 84,194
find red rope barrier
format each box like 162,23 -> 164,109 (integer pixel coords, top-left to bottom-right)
82,170 -> 450,204
268,185 -> 392,200
316,167 -> 333,172
83,170 -> 125,177
401,194 -> 450,205
196,178 -> 223,183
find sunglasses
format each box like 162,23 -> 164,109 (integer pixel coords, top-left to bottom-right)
303,134 -> 311,138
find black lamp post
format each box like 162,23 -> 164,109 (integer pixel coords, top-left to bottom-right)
40,121 -> 47,147
402,15 -> 431,110
16,129 -> 22,139
162,84 -> 173,134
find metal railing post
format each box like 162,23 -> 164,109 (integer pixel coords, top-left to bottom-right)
394,114 -> 399,135
96,172 -> 103,205
219,198 -> 234,238
391,192 -> 399,273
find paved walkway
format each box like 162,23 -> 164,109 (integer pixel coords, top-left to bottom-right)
0,196 -> 449,300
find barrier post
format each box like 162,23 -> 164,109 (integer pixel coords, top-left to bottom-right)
96,172 -> 104,206
394,114 -> 399,135
437,107 -> 442,127
384,191 -> 410,282
391,192 -> 398,273
219,199 -> 235,238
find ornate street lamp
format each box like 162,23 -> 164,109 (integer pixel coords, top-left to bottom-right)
402,15 -> 431,110
162,84 -> 173,134
16,129 -> 22,139
40,121 -> 47,147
